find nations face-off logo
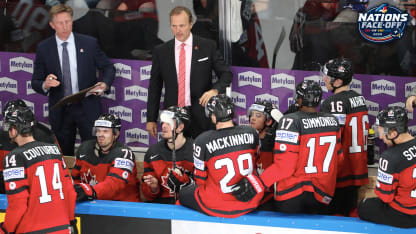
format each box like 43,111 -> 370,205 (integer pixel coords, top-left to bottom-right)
358,3 -> 409,43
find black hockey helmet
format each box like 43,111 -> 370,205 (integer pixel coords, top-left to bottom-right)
205,94 -> 234,122
93,113 -> 122,135
295,80 -> 322,107
376,106 -> 408,135
3,99 -> 27,115
247,100 -> 275,121
321,57 -> 354,86
159,106 -> 191,130
3,106 -> 35,134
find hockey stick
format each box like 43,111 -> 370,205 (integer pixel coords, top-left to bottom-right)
272,27 -> 286,69
160,111 -> 178,201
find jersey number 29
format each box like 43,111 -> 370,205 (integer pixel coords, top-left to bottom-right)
215,153 -> 253,193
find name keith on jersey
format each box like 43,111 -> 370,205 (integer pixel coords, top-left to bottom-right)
206,133 -> 255,154
23,145 -> 61,160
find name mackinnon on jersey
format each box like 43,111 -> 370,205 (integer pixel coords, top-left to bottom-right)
231,91 -> 247,109
124,85 -> 148,102
371,79 -> 396,96
140,65 -> 151,81
9,56 -> 33,74
0,77 -> 18,94
271,73 -> 295,90
365,100 -> 379,117
238,71 -> 262,88
125,128 -> 149,145
114,62 -> 132,80
109,106 -> 133,123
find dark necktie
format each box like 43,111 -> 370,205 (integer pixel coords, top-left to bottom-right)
62,42 -> 72,97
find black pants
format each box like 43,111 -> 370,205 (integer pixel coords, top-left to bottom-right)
274,192 -> 329,215
55,104 -> 95,156
178,185 -> 206,214
358,197 -> 416,228
328,186 -> 359,216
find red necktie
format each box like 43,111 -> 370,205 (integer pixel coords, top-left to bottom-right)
178,43 -> 186,107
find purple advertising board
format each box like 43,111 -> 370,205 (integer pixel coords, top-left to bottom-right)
1,51 -> 415,155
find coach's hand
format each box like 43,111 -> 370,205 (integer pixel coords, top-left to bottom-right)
406,95 -> 416,112
231,174 -> 265,202
146,122 -> 158,139
43,74 -> 60,90
74,183 -> 97,201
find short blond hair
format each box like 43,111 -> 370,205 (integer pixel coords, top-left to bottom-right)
170,6 -> 193,24
49,4 -> 73,22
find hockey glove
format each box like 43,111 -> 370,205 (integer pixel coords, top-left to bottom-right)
231,174 -> 265,202
262,123 -> 278,152
69,219 -> 78,234
167,168 -> 193,193
74,183 -> 97,202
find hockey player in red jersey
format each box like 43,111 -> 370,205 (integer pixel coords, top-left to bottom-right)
321,57 -> 369,216
358,106 -> 416,228
0,106 -> 76,234
247,100 -> 282,174
0,99 -> 60,194
179,94 -> 264,218
233,80 -> 342,214
71,114 -> 140,202
247,100 -> 282,210
141,106 -> 194,204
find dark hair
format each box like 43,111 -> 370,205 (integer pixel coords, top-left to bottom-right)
170,6 -> 193,23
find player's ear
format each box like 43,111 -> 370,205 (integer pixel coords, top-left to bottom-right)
335,78 -> 344,87
387,129 -> 397,139
265,118 -> 273,127
114,130 -> 120,139
176,123 -> 185,134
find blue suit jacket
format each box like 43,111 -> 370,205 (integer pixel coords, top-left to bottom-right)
31,33 -> 115,131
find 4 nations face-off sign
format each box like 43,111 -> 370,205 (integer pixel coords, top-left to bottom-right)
358,3 -> 409,43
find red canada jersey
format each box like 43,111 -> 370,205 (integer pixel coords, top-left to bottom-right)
192,125 -> 262,218
3,141 -> 76,234
141,138 -> 194,203
261,111 -> 342,205
375,138 -> 416,215
321,90 -> 369,187
0,124 -> 58,194
256,136 -> 274,175
72,140 -> 140,202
